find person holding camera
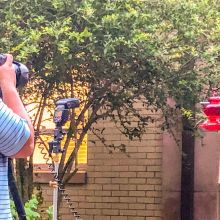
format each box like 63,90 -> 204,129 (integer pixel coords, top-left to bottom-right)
0,54 -> 34,219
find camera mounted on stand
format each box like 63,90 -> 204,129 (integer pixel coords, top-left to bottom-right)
49,98 -> 80,155
48,98 -> 80,220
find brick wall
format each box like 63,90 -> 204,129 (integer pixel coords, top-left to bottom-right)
38,110 -> 163,220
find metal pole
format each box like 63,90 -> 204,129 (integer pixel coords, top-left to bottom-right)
50,155 -> 60,220
49,98 -> 80,220
181,119 -> 195,220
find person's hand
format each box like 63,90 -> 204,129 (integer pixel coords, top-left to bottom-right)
0,54 -> 16,89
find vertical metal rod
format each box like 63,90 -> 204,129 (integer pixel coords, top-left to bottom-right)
181,127 -> 195,220
53,160 -> 59,220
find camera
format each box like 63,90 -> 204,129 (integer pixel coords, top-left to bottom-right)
0,54 -> 29,87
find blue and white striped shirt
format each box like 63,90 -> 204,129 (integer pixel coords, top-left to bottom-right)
0,100 -> 30,219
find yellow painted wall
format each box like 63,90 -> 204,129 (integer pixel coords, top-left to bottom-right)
28,104 -> 88,165
34,133 -> 87,165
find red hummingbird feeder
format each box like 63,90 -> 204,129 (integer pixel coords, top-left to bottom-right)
199,89 -> 220,131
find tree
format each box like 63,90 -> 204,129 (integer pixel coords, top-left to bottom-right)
1,0 -> 220,216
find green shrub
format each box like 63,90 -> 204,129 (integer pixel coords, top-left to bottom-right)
10,195 -> 52,220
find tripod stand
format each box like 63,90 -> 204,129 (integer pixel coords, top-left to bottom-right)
48,98 -> 80,220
